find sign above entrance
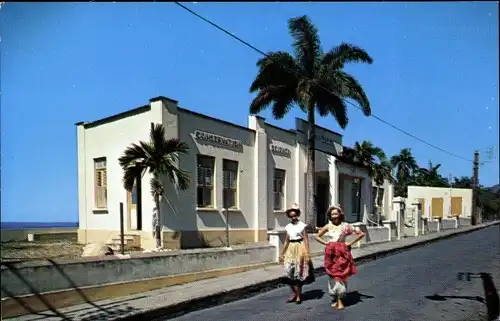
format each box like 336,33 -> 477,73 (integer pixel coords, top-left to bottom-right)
320,136 -> 336,147
194,130 -> 243,150
316,135 -> 343,156
270,145 -> 292,158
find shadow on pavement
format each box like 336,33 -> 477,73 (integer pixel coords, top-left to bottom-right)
301,289 -> 324,302
344,291 -> 375,307
425,272 -> 499,321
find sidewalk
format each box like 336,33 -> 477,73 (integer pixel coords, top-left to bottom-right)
7,222 -> 499,321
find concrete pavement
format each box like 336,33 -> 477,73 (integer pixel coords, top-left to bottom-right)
5,221 -> 499,321
163,225 -> 500,321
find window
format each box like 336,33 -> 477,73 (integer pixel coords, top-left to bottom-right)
223,159 -> 238,208
273,169 -> 286,210
94,158 -> 107,209
197,155 -> 215,207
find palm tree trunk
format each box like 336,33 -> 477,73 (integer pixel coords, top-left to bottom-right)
155,195 -> 162,249
306,108 -> 317,232
375,186 -> 380,224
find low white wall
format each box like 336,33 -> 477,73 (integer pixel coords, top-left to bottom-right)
1,243 -> 275,297
383,221 -> 397,239
441,219 -> 457,230
0,228 -> 77,242
459,217 -> 471,226
363,226 -> 391,245
428,221 -> 439,233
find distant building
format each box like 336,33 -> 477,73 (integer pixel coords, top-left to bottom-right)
76,96 -> 394,249
406,185 -> 473,220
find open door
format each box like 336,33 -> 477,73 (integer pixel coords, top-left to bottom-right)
316,177 -> 329,227
127,185 -> 138,230
351,179 -> 362,222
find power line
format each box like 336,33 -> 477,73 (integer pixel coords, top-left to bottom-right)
173,2 -> 474,163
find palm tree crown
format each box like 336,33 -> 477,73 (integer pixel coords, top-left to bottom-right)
249,15 -> 373,127
249,15 -> 374,228
390,148 -> 418,197
118,124 -> 190,194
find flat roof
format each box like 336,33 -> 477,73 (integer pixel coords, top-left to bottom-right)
75,95 -> 343,139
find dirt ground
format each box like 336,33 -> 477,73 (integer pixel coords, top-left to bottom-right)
0,240 -> 84,263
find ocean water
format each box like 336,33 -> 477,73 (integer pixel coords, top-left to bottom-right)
0,222 -> 78,230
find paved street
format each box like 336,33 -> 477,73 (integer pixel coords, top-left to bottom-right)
165,226 -> 500,321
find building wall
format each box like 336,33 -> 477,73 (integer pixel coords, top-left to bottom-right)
407,186 -> 473,219
156,100 -> 261,248
336,161 -> 371,223
264,123 -> 298,231
76,106 -> 159,245
76,95 -> 393,248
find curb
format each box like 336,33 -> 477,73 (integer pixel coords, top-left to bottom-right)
121,222 -> 499,320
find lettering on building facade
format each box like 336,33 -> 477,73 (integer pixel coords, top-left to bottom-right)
320,136 -> 337,147
270,144 -> 292,158
194,130 -> 243,149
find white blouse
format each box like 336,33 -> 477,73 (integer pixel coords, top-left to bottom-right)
285,221 -> 307,241
323,222 -> 361,243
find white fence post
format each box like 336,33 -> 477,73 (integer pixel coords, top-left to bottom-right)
267,230 -> 282,262
411,200 -> 422,237
392,197 -> 405,240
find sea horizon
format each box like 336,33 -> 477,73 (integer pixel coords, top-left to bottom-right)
0,221 -> 79,230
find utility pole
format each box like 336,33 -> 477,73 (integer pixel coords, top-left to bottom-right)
471,151 -> 480,225
449,172 -> 453,217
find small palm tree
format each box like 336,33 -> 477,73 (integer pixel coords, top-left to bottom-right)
249,15 -> 374,229
390,148 -> 418,197
119,124 -> 190,249
353,141 -> 391,223
372,159 -> 394,222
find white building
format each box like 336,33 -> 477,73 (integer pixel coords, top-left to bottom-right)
76,96 -> 394,249
406,185 -> 473,220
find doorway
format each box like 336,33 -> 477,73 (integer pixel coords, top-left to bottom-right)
351,179 -> 362,222
127,185 -> 139,230
316,176 -> 330,227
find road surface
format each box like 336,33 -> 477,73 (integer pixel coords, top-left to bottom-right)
164,225 -> 500,321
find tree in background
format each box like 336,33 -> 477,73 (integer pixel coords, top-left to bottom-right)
352,140 -> 393,221
412,160 -> 448,187
353,140 -> 385,167
452,176 -> 500,221
119,124 -> 190,249
249,15 -> 374,229
390,148 -> 418,197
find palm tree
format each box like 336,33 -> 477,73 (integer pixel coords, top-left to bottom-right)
118,124 -> 190,249
390,148 -> 418,197
372,158 -> 394,223
414,161 -> 448,187
352,141 -> 392,223
453,176 -> 474,189
353,140 -> 386,167
249,15 -> 374,229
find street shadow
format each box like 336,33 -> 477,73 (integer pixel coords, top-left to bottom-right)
425,272 -> 499,321
343,291 -> 375,307
301,289 -> 324,302
1,259 -> 144,320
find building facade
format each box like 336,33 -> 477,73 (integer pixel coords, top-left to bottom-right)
76,96 -> 393,249
406,185 -> 473,220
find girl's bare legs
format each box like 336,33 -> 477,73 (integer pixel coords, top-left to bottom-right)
287,286 -> 297,302
331,281 -> 347,309
295,285 -> 303,303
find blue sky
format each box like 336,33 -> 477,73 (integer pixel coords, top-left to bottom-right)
1,2 -> 498,223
